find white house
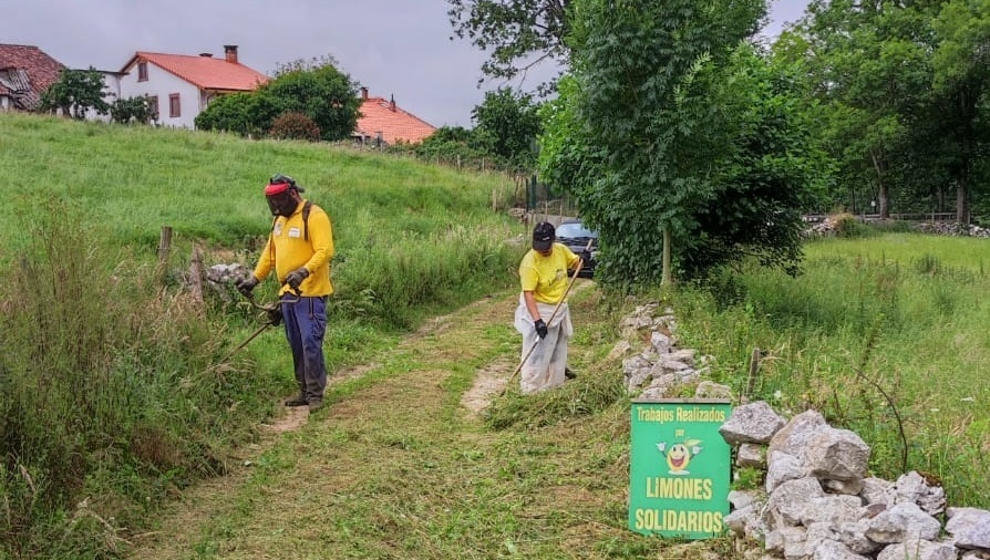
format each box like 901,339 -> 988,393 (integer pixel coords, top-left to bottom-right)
117,45 -> 267,128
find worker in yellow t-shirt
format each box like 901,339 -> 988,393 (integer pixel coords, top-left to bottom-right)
236,174 -> 334,412
513,222 -> 584,394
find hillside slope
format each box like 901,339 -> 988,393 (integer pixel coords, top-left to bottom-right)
0,113 -> 525,559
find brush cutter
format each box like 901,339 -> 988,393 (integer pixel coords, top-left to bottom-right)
220,284 -> 300,363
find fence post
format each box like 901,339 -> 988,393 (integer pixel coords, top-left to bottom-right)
662,225 -> 672,286
158,226 -> 173,264
157,225 -> 173,284
188,244 -> 204,308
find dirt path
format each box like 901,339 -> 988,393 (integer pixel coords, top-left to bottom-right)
129,286 -> 717,559
129,293 -> 519,558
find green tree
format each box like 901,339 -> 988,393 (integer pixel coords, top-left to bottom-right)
785,0 -> 989,223
264,61 -> 360,141
39,67 -> 109,119
447,0 -> 571,91
540,0 -> 817,284
471,88 -> 542,170
929,0 -> 990,223
793,1 -> 933,218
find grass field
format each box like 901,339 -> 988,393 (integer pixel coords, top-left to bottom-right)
0,113 -> 525,558
671,233 -> 990,508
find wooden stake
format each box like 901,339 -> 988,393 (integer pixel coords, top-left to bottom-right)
745,347 -> 761,400
157,226 -> 173,264
662,225 -> 672,286
188,244 -> 204,307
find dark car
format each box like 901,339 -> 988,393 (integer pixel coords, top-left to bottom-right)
556,220 -> 599,278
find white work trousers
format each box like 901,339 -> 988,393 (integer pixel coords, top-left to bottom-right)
514,293 -> 573,394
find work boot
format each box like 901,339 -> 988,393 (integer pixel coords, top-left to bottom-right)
307,398 -> 324,413
284,394 -> 308,407
565,368 -> 577,380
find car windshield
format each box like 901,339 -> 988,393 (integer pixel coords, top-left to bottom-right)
556,222 -> 598,239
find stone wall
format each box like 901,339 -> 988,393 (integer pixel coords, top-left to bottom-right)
617,302 -> 990,560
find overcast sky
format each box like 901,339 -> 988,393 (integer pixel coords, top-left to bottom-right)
2,0 -> 810,127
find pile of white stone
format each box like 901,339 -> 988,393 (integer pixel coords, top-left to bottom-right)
914,222 -> 990,239
720,402 -> 990,560
206,263 -> 250,286
616,303 -> 727,400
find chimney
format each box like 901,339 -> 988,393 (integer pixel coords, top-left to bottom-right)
360,86 -> 368,100
389,94 -> 396,112
199,52 -> 213,58
223,45 -> 238,64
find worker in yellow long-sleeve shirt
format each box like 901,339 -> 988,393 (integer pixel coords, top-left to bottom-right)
237,174 -> 334,412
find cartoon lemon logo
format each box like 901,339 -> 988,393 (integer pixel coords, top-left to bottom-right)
656,439 -> 703,476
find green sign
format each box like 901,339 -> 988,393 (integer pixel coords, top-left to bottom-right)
628,399 -> 732,539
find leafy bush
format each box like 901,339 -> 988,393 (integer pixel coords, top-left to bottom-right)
110,96 -> 155,124
269,111 -> 321,141
832,213 -> 875,238
194,92 -> 281,137
389,125 -> 509,170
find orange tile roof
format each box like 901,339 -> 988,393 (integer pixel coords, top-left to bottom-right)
121,51 -> 268,91
356,96 -> 436,145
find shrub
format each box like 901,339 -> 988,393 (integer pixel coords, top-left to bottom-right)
269,111 -> 321,141
110,96 -> 155,124
831,213 -> 875,238
194,92 -> 281,137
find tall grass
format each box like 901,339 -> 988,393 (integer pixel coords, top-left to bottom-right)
672,234 -> 990,507
0,202 -> 289,557
0,113 -> 524,558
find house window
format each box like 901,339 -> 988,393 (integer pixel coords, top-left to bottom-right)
147,95 -> 159,119
138,62 -> 148,82
169,93 -> 180,118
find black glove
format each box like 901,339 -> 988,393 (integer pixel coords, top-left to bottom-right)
236,275 -> 259,297
580,250 -> 593,264
534,318 -> 548,339
285,267 -> 310,291
266,307 -> 283,327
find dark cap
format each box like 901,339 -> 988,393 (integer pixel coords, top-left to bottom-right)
532,222 -> 555,251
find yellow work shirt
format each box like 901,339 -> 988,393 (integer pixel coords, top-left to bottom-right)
253,200 -> 334,296
519,243 -> 580,304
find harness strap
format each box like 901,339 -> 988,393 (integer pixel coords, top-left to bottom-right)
303,200 -> 313,242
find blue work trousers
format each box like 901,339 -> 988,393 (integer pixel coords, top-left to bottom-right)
281,296 -> 328,402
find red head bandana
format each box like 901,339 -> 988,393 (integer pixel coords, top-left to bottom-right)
264,182 -> 291,196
